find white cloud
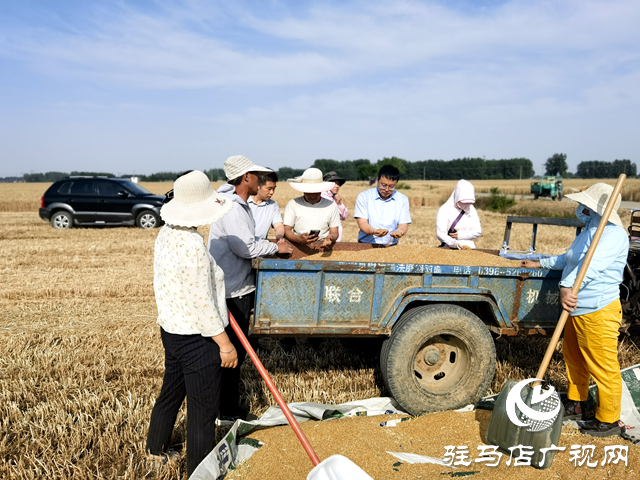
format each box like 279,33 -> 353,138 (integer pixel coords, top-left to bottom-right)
1,0 -> 639,89
1,0 -> 639,175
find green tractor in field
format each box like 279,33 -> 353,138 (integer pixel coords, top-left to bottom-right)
530,175 -> 564,200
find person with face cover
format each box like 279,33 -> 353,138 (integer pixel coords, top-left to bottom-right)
521,183 -> 629,438
436,179 -> 482,249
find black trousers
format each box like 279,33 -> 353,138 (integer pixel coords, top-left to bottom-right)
220,292 -> 254,416
146,329 -> 221,477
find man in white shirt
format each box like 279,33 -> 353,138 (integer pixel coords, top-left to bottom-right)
248,170 -> 285,242
208,155 -> 292,420
283,168 -> 340,249
354,165 -> 411,245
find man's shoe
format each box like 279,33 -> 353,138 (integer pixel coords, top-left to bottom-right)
146,449 -> 180,472
580,419 -> 624,438
562,398 -> 584,421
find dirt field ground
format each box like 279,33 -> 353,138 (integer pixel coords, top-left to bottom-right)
1,179 -> 639,479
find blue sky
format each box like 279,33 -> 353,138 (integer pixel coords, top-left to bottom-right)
1,0 -> 639,177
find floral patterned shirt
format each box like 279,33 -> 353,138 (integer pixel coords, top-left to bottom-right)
154,225 -> 228,336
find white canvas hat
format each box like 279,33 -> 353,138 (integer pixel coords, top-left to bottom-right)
160,171 -> 232,227
565,182 -> 623,228
224,155 -> 272,180
290,168 -> 335,193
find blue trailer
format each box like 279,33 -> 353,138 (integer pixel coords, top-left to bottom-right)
250,242 -> 564,416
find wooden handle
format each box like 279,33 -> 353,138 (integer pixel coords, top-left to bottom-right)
534,174 -> 626,383
227,311 -> 321,467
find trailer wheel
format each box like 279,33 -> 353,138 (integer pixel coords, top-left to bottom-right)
533,193 -> 539,200
380,304 -> 496,415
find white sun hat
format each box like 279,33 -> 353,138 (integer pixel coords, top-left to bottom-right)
289,168 -> 335,193
565,182 -> 623,228
160,170 -> 233,227
224,155 -> 272,180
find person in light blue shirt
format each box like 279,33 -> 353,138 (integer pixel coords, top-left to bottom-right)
248,170 -> 285,241
354,165 -> 411,245
521,183 -> 628,438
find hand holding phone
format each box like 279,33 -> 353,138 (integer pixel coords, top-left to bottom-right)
309,229 -> 320,238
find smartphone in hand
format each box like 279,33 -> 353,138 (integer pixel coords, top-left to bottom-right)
309,229 -> 320,238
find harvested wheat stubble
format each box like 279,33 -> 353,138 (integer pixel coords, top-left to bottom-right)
226,411 -> 637,480
301,246 -> 521,267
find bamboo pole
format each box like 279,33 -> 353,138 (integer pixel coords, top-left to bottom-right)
534,174 -> 626,384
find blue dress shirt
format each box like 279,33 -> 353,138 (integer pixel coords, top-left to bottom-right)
354,188 -> 412,245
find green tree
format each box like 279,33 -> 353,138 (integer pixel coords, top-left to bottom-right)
544,153 -> 568,176
277,167 -> 305,180
377,156 -> 407,175
357,161 -> 378,180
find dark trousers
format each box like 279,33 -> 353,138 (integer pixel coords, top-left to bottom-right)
146,329 -> 221,477
220,292 -> 254,415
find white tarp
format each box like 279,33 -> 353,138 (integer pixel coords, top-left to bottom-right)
191,397 -> 406,480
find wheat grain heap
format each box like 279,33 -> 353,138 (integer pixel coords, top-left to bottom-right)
226,410 -> 636,480
301,246 -> 521,267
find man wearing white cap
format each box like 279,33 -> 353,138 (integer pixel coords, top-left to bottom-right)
522,183 -> 629,438
283,168 -> 341,248
208,155 -> 293,421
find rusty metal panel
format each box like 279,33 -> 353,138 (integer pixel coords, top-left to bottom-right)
378,274 -> 423,317
256,270 -> 318,327
319,272 -> 374,325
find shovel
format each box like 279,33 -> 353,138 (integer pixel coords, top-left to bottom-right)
227,311 -> 374,480
486,174 -> 626,469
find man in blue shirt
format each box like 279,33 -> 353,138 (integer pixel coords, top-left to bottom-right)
522,183 -> 628,438
248,170 -> 285,242
354,165 -> 411,245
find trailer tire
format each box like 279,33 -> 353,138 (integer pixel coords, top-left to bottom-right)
380,304 -> 496,415
533,193 -> 539,200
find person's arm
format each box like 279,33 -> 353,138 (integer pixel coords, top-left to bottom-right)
336,200 -> 348,221
215,205 -> 279,258
356,217 -> 389,237
284,225 -> 318,244
436,206 -> 458,248
176,247 -> 237,367
559,227 -> 627,289
456,208 -> 482,241
322,227 -> 339,247
273,222 -> 285,243
390,223 -> 409,239
271,203 -> 285,243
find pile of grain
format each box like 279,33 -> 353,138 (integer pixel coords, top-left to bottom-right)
226,410 -> 636,480
301,246 -> 521,267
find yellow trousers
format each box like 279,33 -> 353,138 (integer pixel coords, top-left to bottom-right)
563,299 -> 623,423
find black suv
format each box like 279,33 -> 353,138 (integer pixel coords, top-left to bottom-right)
39,177 -> 166,229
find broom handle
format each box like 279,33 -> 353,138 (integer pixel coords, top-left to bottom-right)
534,174 -> 626,384
227,311 -> 321,467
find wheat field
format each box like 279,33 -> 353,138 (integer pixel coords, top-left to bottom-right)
1,180 -> 638,479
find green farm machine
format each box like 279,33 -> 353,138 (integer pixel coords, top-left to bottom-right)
530,175 -> 563,200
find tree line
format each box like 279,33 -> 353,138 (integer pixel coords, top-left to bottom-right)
4,157 -> 636,183
543,153 -> 636,178
312,157 -> 535,181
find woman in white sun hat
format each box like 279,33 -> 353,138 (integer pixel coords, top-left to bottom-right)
283,168 -> 341,249
147,170 -> 237,476
522,182 -> 628,438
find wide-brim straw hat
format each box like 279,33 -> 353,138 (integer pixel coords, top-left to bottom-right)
224,155 -> 272,180
290,168 -> 335,193
565,182 -> 623,228
160,170 -> 233,227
